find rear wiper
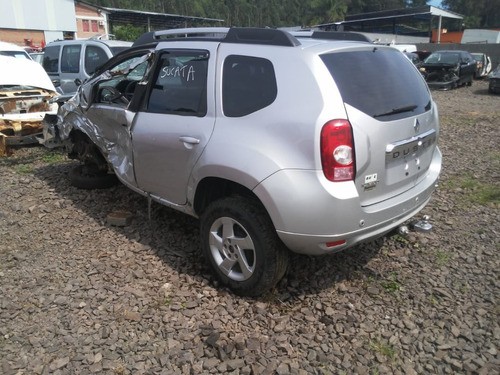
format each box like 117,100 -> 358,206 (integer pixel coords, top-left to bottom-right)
374,104 -> 418,118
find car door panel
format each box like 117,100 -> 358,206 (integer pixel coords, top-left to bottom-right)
132,46 -> 217,205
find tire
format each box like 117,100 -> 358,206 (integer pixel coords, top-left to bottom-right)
69,164 -> 118,190
200,196 -> 289,296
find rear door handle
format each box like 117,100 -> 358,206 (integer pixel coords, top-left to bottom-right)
179,136 -> 200,145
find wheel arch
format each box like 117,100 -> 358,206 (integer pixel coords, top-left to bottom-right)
193,177 -> 263,216
68,129 -> 109,171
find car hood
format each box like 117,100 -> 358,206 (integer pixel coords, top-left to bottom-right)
0,55 -> 56,92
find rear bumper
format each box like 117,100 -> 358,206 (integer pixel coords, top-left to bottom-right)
254,148 -> 441,255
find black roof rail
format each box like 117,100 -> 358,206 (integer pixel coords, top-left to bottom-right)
223,28 -> 301,47
133,31 -> 156,47
311,31 -> 372,43
133,27 -> 301,48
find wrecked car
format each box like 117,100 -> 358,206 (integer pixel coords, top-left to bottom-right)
471,52 -> 492,78
0,56 -> 58,156
420,50 -> 476,90
42,28 -> 441,296
488,64 -> 500,94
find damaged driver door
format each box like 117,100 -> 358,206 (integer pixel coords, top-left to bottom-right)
81,52 -> 152,187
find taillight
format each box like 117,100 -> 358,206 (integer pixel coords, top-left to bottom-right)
320,119 -> 355,182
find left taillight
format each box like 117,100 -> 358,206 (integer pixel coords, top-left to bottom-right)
320,119 -> 355,182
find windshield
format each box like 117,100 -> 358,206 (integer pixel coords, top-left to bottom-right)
424,52 -> 460,64
0,51 -> 31,59
321,48 -> 430,121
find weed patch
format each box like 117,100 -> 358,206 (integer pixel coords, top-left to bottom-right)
442,173 -> 499,206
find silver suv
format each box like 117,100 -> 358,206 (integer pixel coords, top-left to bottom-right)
42,37 -> 132,99
43,27 -> 442,296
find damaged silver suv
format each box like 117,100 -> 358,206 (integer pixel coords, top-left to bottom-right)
43,28 -> 442,296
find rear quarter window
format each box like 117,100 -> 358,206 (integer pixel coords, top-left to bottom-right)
61,45 -> 82,73
85,45 -> 108,75
321,48 -> 430,121
222,55 -> 277,117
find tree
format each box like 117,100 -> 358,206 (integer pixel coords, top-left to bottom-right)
441,0 -> 500,28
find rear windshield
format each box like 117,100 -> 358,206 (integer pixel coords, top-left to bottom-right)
321,48 -> 430,121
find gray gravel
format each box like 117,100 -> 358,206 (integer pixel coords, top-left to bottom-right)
1,80 -> 498,374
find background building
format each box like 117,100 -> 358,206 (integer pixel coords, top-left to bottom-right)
0,0 -> 222,49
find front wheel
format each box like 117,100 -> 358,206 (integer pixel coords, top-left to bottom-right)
200,196 -> 288,296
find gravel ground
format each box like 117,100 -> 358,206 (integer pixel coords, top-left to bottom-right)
0,80 -> 498,375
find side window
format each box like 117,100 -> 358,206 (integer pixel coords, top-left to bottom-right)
94,53 -> 150,105
61,44 -> 81,73
147,50 -> 208,117
43,45 -> 60,73
222,55 -> 277,117
85,46 -> 108,75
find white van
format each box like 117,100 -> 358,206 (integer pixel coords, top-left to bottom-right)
0,41 -> 32,60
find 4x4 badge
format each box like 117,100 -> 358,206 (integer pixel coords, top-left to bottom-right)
414,119 -> 421,133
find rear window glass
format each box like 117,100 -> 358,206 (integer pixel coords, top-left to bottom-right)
43,45 -> 60,73
321,48 -> 430,121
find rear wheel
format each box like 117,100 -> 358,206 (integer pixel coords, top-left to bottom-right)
200,196 -> 288,296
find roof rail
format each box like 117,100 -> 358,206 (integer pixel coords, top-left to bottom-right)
291,30 -> 372,43
133,28 -> 228,47
224,28 -> 301,47
311,31 -> 372,43
133,27 -> 301,48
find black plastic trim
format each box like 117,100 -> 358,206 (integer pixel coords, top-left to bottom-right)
223,28 -> 301,47
311,31 -> 372,43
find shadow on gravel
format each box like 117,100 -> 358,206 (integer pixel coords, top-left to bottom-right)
472,86 -> 492,96
34,159 -> 384,300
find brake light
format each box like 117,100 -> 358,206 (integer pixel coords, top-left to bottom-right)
320,119 -> 355,182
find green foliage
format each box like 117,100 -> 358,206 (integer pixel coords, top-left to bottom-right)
434,250 -> 451,266
381,273 -> 402,294
443,173 -> 500,206
84,0 -> 433,28
113,24 -> 145,42
442,0 -> 500,28
41,150 -> 66,164
369,338 -> 397,361
15,164 -> 33,174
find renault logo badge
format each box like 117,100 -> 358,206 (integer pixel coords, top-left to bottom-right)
414,119 -> 420,133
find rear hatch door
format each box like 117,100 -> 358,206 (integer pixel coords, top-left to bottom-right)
321,47 -> 438,207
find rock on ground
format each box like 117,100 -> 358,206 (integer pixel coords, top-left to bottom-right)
0,80 -> 498,374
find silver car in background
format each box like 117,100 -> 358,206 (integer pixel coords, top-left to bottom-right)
43,28 -> 441,296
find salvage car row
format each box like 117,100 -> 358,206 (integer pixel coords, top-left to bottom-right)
1,36 -> 498,156
0,32 -> 495,296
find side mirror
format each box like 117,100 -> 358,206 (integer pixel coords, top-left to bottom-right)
52,79 -> 61,87
74,78 -> 82,86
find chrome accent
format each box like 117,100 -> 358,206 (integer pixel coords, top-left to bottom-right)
385,129 -> 437,162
